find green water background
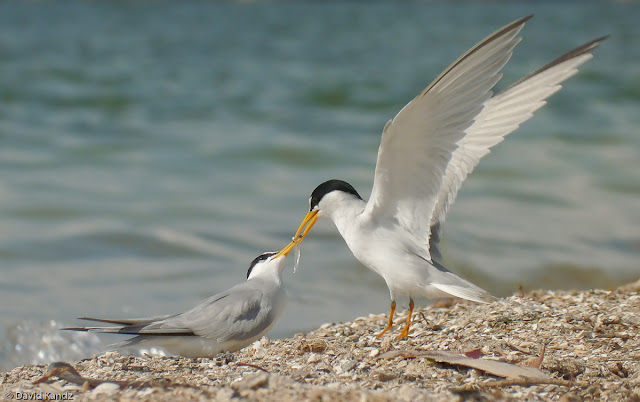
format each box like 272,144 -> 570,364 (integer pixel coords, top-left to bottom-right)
0,2 -> 638,369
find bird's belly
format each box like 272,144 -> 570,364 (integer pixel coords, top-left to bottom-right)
345,233 -> 430,298
134,334 -> 264,358
135,336 -> 225,358
342,223 -> 494,303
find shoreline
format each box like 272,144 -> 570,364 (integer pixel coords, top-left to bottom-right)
2,279 -> 639,401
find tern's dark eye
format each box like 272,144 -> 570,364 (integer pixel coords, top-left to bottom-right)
310,180 -> 362,210
246,252 -> 277,279
309,196 -> 318,211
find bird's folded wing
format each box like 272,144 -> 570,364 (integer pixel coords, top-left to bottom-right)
363,16 -> 529,258
77,314 -> 174,326
428,35 -> 608,260
62,325 -> 196,336
163,286 -> 269,342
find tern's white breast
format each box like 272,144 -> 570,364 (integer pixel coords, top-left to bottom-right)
338,214 -> 435,299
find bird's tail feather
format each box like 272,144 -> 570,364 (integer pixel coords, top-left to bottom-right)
62,326 -> 128,334
62,325 -> 195,336
429,260 -> 497,303
78,315 -> 173,326
430,282 -> 497,304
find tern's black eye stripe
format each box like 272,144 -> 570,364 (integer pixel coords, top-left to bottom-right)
246,252 -> 277,279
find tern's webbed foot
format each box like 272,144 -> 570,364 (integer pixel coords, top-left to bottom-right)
398,327 -> 410,340
376,323 -> 393,338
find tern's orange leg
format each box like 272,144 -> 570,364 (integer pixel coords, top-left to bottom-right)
398,299 -> 415,340
376,300 -> 396,338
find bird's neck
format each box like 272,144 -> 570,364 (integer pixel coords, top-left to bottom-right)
248,266 -> 283,285
326,197 -> 366,240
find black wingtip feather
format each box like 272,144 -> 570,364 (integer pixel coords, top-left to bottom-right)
507,35 -> 609,90
423,15 -> 533,97
78,317 -> 133,325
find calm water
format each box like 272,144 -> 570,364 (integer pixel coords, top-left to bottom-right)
1,2 -> 639,370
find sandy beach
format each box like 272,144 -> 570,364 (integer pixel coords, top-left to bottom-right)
2,280 -> 639,401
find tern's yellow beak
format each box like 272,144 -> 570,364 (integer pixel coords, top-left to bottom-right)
274,238 -> 298,258
294,210 -> 318,242
273,210 -> 319,258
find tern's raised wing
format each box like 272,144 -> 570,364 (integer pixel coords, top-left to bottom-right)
428,35 -> 608,260
363,16 -> 530,257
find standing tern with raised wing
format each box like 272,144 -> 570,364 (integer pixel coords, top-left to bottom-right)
276,16 -> 607,339
64,242 -> 298,358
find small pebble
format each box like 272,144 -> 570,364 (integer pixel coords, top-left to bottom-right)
91,382 -> 120,394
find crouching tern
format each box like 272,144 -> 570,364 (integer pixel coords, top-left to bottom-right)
277,15 -> 607,339
64,243 -> 298,358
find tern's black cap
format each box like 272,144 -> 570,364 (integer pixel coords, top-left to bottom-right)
309,179 -> 363,211
247,252 -> 277,279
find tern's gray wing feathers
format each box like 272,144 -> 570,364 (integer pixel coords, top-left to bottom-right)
428,222 -> 443,261
77,315 -> 174,326
427,35 -> 607,260
363,16 -> 529,260
63,325 -> 196,335
161,279 -> 280,342
64,314 -> 194,336
63,314 -> 184,334
62,253 -> 287,357
65,281 -> 278,341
